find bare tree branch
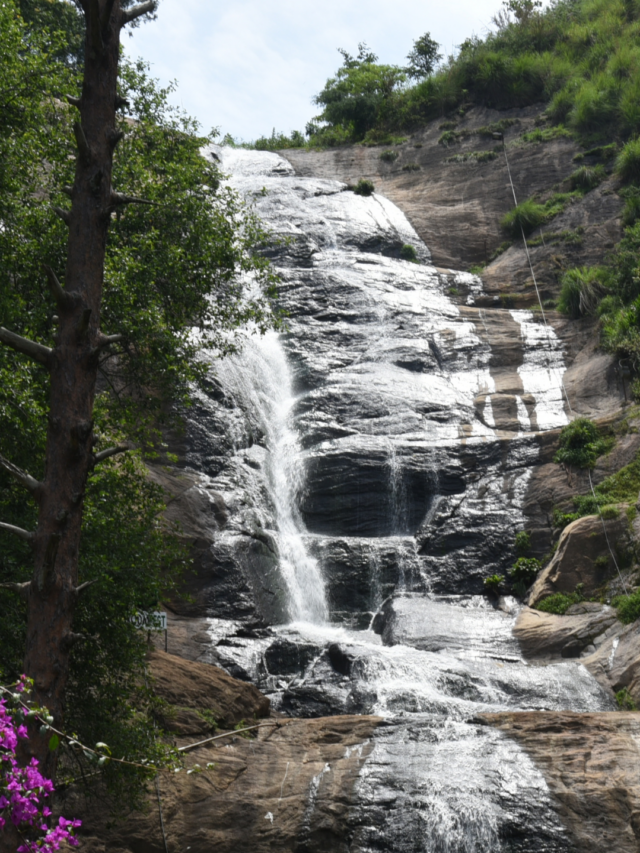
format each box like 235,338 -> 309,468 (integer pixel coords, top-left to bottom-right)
93,333 -> 123,355
108,130 -> 125,150
0,522 -> 35,542
53,206 -> 70,226
0,582 -> 31,599
66,94 -> 82,109
61,186 -> 74,198
0,327 -> 52,366
115,95 -> 129,110
92,445 -> 130,466
0,454 -> 42,497
62,632 -> 86,649
74,579 -> 98,595
44,265 -> 79,311
120,1 -> 157,26
109,192 -> 156,208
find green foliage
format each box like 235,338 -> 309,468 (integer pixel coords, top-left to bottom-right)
484,574 -> 504,592
557,267 -> 609,318
599,504 -> 620,519
438,130 -> 465,146
616,137 -> 640,183
520,125 -> 572,143
253,128 -> 306,151
501,199 -> 548,238
510,557 -> 542,586
0,0 -> 279,807
353,178 -> 375,196
400,244 -> 418,262
553,508 -> 581,529
616,687 -> 638,709
17,0 -> 85,68
568,164 -> 607,191
406,33 -> 442,79
613,589 -> 640,624
311,44 -> 407,142
554,417 -> 612,468
528,227 -> 585,247
536,590 -> 584,614
622,193 -> 640,226
401,163 -> 421,171
302,0 -> 640,148
515,530 -> 531,554
380,149 -> 398,162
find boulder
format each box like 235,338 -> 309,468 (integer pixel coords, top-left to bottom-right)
582,619 -> 640,702
149,649 -> 270,733
73,715 -> 381,853
528,513 -> 633,605
479,711 -> 640,853
514,604 -> 620,660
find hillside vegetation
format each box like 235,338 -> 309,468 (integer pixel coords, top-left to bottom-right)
257,0 -> 640,149
253,0 -> 640,392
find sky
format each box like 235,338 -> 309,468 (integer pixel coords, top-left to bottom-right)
124,0 -> 546,143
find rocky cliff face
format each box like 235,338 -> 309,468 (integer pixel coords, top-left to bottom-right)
284,105 -> 623,306
76,139 -> 640,852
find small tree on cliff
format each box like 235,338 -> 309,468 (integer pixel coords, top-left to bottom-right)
0,0 -> 278,792
405,33 -> 442,79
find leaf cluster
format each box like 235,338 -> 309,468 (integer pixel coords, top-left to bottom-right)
553,417 -> 612,468
0,0 -> 279,809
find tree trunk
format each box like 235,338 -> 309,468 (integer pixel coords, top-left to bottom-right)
21,0 -> 122,781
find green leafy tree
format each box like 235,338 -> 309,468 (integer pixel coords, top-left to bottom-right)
16,0 -> 86,67
0,0 -> 278,800
406,33 -> 442,79
312,44 -> 406,141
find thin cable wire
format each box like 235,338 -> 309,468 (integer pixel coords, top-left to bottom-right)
155,777 -> 170,853
500,135 -> 628,593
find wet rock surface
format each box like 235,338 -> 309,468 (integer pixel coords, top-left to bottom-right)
283,106 -> 623,304
480,712 -> 640,853
89,147 -> 640,852
149,649 -> 270,732
529,514 -> 635,605
74,716 -> 381,853
514,604 -> 620,661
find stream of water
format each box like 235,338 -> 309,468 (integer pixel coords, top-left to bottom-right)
188,146 -> 614,852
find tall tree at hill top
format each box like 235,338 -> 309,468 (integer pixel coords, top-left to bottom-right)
0,0 -> 278,790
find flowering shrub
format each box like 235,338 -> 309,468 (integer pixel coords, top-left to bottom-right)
0,677 -> 81,852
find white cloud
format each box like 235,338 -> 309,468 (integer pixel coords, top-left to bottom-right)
124,0 -> 547,141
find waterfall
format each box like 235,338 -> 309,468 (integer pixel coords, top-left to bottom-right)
186,146 -> 617,853
216,331 -> 328,624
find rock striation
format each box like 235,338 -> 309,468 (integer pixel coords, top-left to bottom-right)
77,145 -> 640,852
480,712 -> 640,853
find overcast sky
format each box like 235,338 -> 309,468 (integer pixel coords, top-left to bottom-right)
124,0 -> 546,142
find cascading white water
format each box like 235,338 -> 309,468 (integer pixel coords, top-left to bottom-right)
216,331 -> 328,624
192,146 -> 618,853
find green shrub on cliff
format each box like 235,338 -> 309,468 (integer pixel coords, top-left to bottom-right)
612,590 -> 640,624
515,530 -> 532,554
616,687 -> 638,710
293,0 -> 640,149
536,590 -> 584,614
616,138 -> 640,184
500,199 -> 547,238
509,557 -> 542,596
568,164 -> 607,192
353,178 -> 376,196
557,267 -> 609,318
554,418 -> 612,468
